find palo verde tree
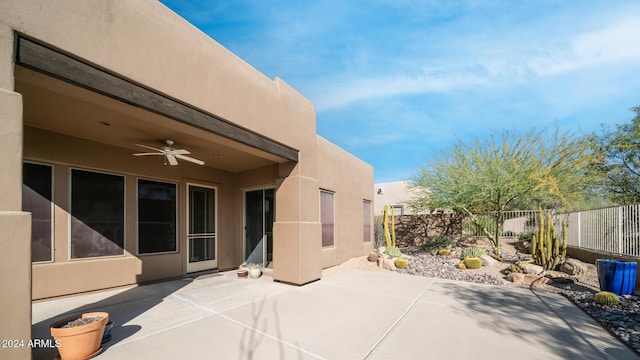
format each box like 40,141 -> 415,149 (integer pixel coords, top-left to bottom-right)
406,128 -> 599,256
590,106 -> 640,205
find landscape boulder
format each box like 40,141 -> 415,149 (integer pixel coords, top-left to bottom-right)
560,258 -> 586,276
520,263 -> 545,275
480,254 -> 499,267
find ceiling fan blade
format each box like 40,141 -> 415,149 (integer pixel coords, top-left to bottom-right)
175,154 -> 205,165
133,152 -> 163,156
136,144 -> 164,152
166,154 -> 179,166
171,149 -> 191,155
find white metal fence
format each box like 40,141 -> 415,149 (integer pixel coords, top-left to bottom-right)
462,210 -> 545,237
464,204 -> 640,258
560,204 -> 640,257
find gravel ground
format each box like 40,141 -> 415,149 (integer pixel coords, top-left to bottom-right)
325,247 -> 640,356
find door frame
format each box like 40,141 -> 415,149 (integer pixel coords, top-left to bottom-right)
242,186 -> 275,268
186,182 -> 218,273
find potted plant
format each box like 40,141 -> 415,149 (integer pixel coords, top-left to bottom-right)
247,263 -> 262,278
102,321 -> 114,343
50,311 -> 109,360
236,268 -> 249,278
596,259 -> 637,295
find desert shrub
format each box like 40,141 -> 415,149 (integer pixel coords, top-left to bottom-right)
502,264 -> 523,275
422,235 -> 453,254
460,246 -> 486,259
518,231 -> 534,242
384,245 -> 402,258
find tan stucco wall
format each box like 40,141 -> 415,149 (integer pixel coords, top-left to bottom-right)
0,1 -> 372,340
0,212 -> 31,360
25,128 -> 239,299
374,180 -> 422,215
317,137 -> 375,269
0,66 -> 30,358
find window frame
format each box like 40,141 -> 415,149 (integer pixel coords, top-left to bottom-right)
320,189 -> 335,248
136,177 -> 179,256
392,205 -> 404,216
23,161 -> 55,264
68,167 -> 126,260
363,200 -> 372,243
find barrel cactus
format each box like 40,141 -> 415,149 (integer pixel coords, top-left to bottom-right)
595,291 -> 620,307
394,257 -> 408,269
460,246 -> 485,259
457,262 -> 466,270
437,248 -> 450,256
463,256 -> 482,269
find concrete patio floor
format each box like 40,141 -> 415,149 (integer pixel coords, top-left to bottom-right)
31,270 -> 638,360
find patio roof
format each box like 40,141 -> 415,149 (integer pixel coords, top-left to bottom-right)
15,37 -> 297,172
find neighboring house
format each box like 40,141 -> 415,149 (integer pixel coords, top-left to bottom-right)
374,181 -> 424,215
0,2 -> 373,357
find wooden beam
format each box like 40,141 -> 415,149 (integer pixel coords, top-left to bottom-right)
15,36 -> 298,162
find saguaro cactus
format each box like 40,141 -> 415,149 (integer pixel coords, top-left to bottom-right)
531,209 -> 567,270
391,206 -> 396,247
383,205 -> 391,247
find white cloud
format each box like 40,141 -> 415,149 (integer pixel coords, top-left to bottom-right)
312,10 -> 640,112
315,69 -> 488,111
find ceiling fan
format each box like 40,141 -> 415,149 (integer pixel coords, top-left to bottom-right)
133,140 -> 205,166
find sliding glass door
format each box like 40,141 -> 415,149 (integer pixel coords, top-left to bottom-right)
244,188 -> 274,269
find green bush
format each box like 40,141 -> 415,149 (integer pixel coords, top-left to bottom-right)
460,246 -> 486,259
518,231 -> 534,242
422,235 -> 453,254
384,245 -> 402,258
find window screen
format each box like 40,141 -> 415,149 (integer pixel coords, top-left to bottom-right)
138,179 -> 177,254
71,169 -> 125,258
23,162 -> 53,262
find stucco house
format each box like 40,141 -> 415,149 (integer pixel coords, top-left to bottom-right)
0,2 -> 374,357
374,180 -> 425,215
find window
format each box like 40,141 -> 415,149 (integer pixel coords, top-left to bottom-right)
70,169 -> 125,258
138,179 -> 177,254
320,190 -> 334,247
392,205 -> 404,216
363,200 -> 372,242
23,162 -> 53,262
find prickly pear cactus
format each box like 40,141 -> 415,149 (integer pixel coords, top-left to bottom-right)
394,257 -> 408,269
463,256 -> 482,269
595,291 -> 620,307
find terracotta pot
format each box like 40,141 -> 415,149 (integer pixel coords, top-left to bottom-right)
50,311 -> 109,360
237,269 -> 248,278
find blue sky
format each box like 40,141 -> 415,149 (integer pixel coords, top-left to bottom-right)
159,0 -> 640,183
